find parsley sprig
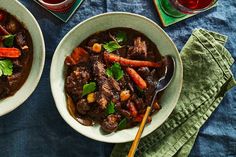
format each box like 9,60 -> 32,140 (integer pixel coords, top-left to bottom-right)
82,82 -> 96,97
103,32 -> 127,53
0,59 -> 13,76
106,63 -> 124,81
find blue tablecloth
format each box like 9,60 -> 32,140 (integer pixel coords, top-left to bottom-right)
0,0 -> 235,156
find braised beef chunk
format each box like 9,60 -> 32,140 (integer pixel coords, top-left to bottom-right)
0,10 -> 33,100
101,114 -> 119,133
128,37 -> 147,59
108,77 -> 121,92
87,107 -> 105,121
101,80 -> 113,97
0,78 -> 10,99
65,67 -> 90,96
90,54 -> 100,63
117,46 -> 127,58
65,28 -> 164,133
76,99 -> 90,115
7,73 -> 22,91
93,61 -> 106,84
6,18 -> 19,34
16,31 -> 29,52
96,93 -> 108,109
0,24 -> 9,35
137,67 -> 150,77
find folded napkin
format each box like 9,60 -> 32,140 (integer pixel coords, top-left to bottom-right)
111,29 -> 236,157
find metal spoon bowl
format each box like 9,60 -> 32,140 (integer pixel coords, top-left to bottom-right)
150,56 -> 175,108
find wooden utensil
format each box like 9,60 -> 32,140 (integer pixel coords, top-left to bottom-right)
128,56 -> 175,157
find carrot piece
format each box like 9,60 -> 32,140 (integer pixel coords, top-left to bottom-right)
92,43 -> 102,53
153,102 -> 161,110
104,52 -> 162,68
127,102 -> 138,117
126,67 -> 147,90
71,47 -> 89,62
65,56 -> 76,66
0,47 -> 21,58
134,114 -> 152,123
65,47 -> 89,65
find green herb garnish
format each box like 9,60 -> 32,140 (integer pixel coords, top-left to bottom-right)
106,101 -> 116,115
103,41 -> 122,53
0,59 -> 13,76
116,32 -> 127,43
3,34 -> 15,47
103,32 -> 127,53
118,118 -> 127,130
82,82 -> 96,97
106,63 -> 124,81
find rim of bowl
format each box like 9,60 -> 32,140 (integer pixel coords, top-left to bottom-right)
0,1 -> 45,116
50,12 -> 183,143
38,0 -> 72,6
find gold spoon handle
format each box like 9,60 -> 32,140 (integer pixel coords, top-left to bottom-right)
128,106 -> 152,157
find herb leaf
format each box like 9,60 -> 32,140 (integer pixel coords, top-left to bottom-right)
103,41 -> 121,53
106,63 -> 124,81
106,68 -> 113,77
0,59 -> 13,76
116,32 -> 127,43
3,34 -> 15,47
82,82 -> 96,97
106,102 -> 116,115
118,118 -> 127,130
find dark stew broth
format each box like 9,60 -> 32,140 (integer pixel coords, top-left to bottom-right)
0,10 -> 33,99
65,28 -> 165,133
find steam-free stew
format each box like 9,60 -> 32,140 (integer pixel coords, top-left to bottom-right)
0,10 -> 33,99
65,28 -> 165,133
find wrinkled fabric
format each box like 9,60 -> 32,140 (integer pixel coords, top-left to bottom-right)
111,28 -> 236,157
0,0 -> 235,157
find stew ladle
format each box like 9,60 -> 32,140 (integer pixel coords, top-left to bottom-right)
128,56 -> 175,157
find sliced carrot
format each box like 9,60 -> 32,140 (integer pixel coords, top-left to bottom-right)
65,47 -> 89,65
126,67 -> 147,90
134,114 -> 152,123
127,102 -> 138,117
104,52 -> 162,68
65,56 -> 76,66
92,43 -> 102,53
71,47 -> 89,62
0,47 -> 21,58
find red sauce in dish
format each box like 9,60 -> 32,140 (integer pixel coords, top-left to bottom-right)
178,0 -> 214,9
43,0 -> 65,4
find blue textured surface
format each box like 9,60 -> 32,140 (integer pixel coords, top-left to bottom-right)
0,0 -> 235,156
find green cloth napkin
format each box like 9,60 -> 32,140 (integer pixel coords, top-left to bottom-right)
111,29 -> 236,157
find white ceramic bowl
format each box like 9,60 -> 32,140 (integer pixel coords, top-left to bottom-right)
0,0 -> 45,116
50,12 -> 183,143
38,0 -> 75,12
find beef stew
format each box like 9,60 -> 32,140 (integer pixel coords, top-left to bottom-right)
0,10 -> 33,99
64,28 -> 166,133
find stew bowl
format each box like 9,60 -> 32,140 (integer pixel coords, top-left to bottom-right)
50,12 -> 182,143
0,0 -> 45,116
